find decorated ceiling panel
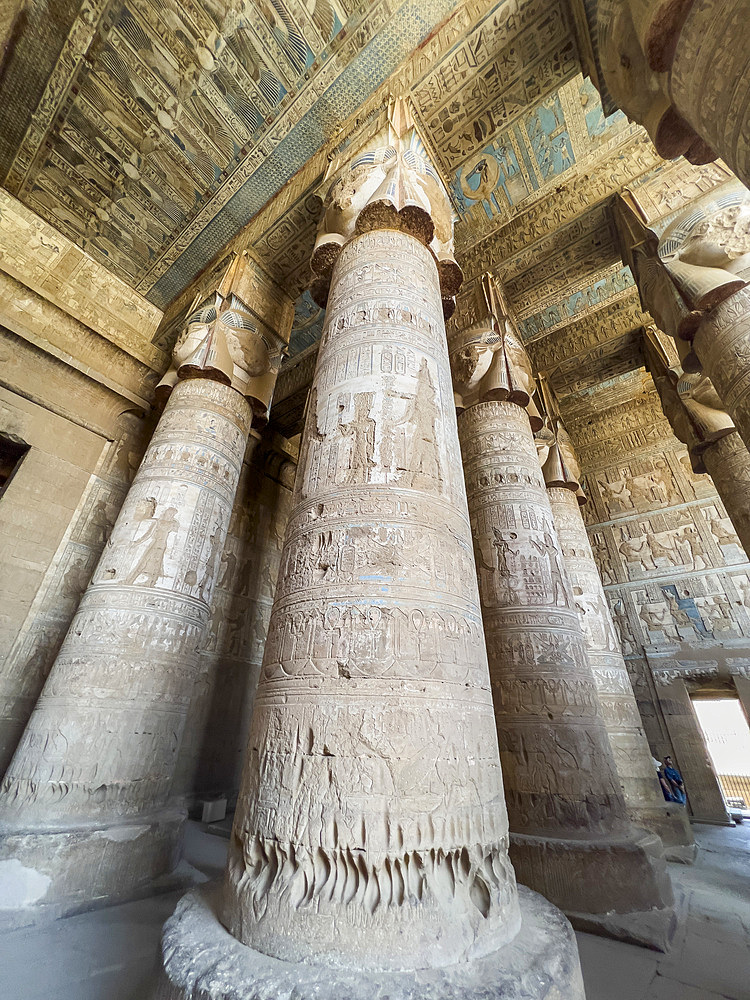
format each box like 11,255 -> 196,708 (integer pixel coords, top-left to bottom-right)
1,0 -> 741,439
0,0 -> 586,310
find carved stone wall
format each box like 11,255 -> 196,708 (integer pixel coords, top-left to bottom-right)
0,322 -> 156,774
0,378 -> 253,919
568,383 -> 750,822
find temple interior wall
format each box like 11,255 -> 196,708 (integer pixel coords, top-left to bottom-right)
0,341 -> 156,774
569,382 -> 750,819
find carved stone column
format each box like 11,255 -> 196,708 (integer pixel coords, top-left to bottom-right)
620,186 -> 750,457
451,274 -> 675,949
537,409 -> 695,861
0,257 -> 291,924
157,102 -> 584,1000
644,329 -> 750,557
599,0 -> 750,188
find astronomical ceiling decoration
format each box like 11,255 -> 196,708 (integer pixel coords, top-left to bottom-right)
0,0 -> 580,309
0,0 -> 739,412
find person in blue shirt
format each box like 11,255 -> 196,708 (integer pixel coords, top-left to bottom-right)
662,755 -> 687,805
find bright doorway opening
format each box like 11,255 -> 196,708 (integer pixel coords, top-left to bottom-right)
693,698 -> 750,816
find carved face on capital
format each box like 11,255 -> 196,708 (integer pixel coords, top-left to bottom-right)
674,201 -> 750,274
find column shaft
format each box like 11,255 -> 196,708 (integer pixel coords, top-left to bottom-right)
458,399 -> 674,941
671,0 -> 750,189
547,485 -> 694,859
701,431 -> 750,557
693,292 -> 750,461
222,230 -> 519,971
0,378 -> 252,918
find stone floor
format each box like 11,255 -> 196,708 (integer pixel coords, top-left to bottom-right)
2,820 -> 749,999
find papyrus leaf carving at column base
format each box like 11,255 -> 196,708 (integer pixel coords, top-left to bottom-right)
156,254 -> 290,422
448,272 -> 542,427
309,97 -> 462,314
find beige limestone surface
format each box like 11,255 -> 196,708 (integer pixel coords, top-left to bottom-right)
0,377 -> 253,920
548,483 -> 694,857
222,228 -> 521,971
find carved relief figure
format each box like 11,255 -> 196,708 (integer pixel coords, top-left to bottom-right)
403,359 -> 443,489
338,392 -> 376,485
124,500 -> 180,587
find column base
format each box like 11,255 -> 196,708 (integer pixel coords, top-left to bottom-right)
630,806 -> 697,864
567,885 -> 686,952
0,805 -> 189,929
155,883 -> 584,1000
510,830 -> 677,951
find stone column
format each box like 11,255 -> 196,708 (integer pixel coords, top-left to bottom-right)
599,0 -> 750,188
620,186 -> 750,456
644,330 -> 750,557
157,101 -> 584,1000
451,274 -> 675,949
0,256 -> 291,924
649,669 -> 732,825
537,411 -> 695,861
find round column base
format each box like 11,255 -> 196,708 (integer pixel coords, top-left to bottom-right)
510,830 -> 677,951
0,805 -> 187,929
629,806 -> 696,864
155,883 -> 584,1000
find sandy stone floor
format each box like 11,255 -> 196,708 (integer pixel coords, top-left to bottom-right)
2,821 -> 749,999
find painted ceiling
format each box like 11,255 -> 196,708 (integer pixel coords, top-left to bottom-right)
0,0 -> 740,430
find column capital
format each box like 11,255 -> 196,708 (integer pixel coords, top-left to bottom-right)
309,97 -> 461,312
643,326 -> 735,470
598,0 -> 715,164
535,376 -> 585,501
617,188 -> 750,368
448,272 -> 541,427
157,253 -> 290,423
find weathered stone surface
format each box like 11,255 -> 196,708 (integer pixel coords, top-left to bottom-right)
222,226 -> 520,971
546,484 -> 694,858
457,397 -> 675,935
0,378 -> 252,919
598,0 -> 750,188
156,883 -> 584,1000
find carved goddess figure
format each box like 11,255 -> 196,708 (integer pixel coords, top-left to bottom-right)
124,500 -> 180,587
338,392 -> 376,485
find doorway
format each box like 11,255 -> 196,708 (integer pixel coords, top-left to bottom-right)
692,696 -> 750,818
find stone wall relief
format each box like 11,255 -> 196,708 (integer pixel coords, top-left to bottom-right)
593,456 -> 681,519
0,411 -> 151,773
702,502 -> 746,564
299,347 -> 454,503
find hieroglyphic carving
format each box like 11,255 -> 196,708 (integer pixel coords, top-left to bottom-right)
456,390 -> 674,925
223,227 -> 520,971
569,380 -> 750,729
0,411 -> 150,774
547,483 -> 692,849
0,380 -> 253,825
0,247 -> 294,911
458,399 -> 627,834
175,435 -> 297,800
598,0 -> 750,190
0,188 -> 163,368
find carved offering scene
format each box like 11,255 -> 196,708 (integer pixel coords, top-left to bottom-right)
1,3 -> 750,1000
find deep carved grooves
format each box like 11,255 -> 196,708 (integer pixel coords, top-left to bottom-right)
229,833 -> 513,921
